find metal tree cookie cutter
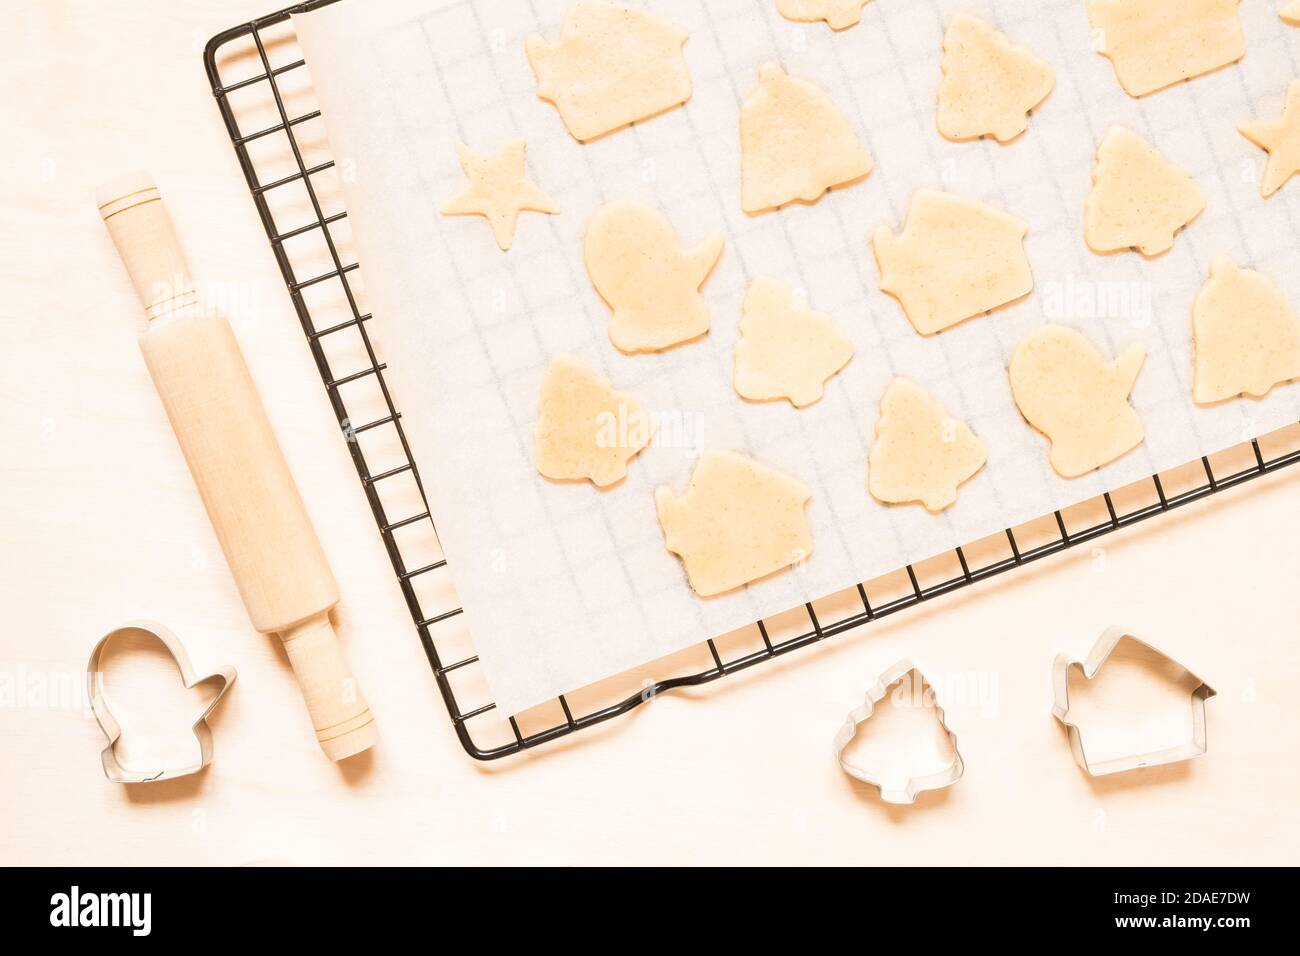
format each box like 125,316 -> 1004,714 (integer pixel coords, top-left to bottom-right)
1052,625 -> 1216,777
87,620 -> 236,783
832,659 -> 965,804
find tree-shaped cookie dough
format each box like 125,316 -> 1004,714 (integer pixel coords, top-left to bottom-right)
936,14 -> 1055,143
1085,127 -> 1205,256
1239,80 -> 1300,197
654,450 -> 813,597
775,0 -> 872,31
525,0 -> 692,142
1010,325 -> 1146,478
1086,0 -> 1245,98
441,141 -> 559,251
873,189 -> 1032,335
867,378 -> 987,512
1192,257 -> 1300,404
733,277 -> 853,408
739,63 -> 873,214
584,200 -> 723,353
535,356 -> 650,487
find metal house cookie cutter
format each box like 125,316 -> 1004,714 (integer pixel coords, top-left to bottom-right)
87,620 -> 236,783
832,660 -> 965,804
1052,625 -> 1216,777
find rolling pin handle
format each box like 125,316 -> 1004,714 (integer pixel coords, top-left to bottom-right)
280,613 -> 378,761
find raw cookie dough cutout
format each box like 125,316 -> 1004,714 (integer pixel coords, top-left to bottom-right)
1085,127 -> 1205,256
584,200 -> 723,353
1239,80 -> 1300,197
740,63 -> 873,214
1193,257 -> 1300,403
535,356 -> 650,487
937,14 -> 1055,143
655,450 -> 813,597
775,0 -> 872,31
525,0 -> 692,142
1086,0 -> 1245,98
1284,2 -> 1300,25
733,277 -> 853,407
867,378 -> 987,513
1010,325 -> 1146,478
873,189 -> 1033,335
440,141 -> 559,251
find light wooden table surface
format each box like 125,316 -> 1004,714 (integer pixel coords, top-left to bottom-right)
3,0 -> 1298,866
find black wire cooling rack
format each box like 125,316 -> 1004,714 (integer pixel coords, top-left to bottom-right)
204,0 -> 1300,760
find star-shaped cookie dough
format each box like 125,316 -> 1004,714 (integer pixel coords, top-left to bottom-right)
440,140 -> 559,250
1239,80 -> 1300,198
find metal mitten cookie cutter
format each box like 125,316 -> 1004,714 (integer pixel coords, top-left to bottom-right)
832,660 -> 965,804
1052,626 -> 1216,777
87,620 -> 236,783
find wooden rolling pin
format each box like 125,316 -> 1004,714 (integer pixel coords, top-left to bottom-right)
97,172 -> 377,761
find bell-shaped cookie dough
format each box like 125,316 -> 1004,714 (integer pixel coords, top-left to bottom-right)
1192,257 -> 1300,403
733,277 -> 853,407
1085,127 -> 1205,256
1086,0 -> 1245,98
655,450 -> 813,597
535,356 -> 651,487
937,14 -> 1055,143
441,140 -> 559,251
873,189 -> 1033,335
868,378 -> 987,512
1010,325 -> 1147,478
775,0 -> 871,30
1239,80 -> 1300,198
584,200 -> 723,354
739,62 -> 873,214
525,0 -> 692,142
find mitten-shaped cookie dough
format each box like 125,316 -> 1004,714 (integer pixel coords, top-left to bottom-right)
868,378 -> 987,512
654,451 -> 813,597
739,62 -> 873,214
1010,325 -> 1146,478
525,0 -> 692,141
733,277 -> 853,407
873,189 -> 1032,335
584,200 -> 723,353
1085,127 -> 1204,256
1192,257 -> 1300,403
535,356 -> 651,487
937,14 -> 1055,143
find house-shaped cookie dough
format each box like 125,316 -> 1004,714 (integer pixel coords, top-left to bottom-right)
1086,0 -> 1245,98
525,0 -> 692,142
654,450 -> 813,597
1192,257 -> 1300,404
873,189 -> 1032,335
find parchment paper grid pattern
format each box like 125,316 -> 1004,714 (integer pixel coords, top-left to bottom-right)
304,0 -> 1300,715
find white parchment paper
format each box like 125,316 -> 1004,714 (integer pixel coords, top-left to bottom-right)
295,0 -> 1300,715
